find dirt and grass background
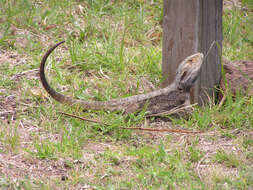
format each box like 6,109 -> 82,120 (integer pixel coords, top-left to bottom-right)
0,0 -> 252,189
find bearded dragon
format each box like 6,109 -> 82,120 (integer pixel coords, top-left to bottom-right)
40,41 -> 203,114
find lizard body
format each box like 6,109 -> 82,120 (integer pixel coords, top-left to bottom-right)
40,41 -> 203,114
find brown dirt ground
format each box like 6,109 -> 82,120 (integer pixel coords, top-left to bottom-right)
0,1 -> 251,188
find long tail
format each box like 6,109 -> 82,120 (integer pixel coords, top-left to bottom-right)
40,41 -> 76,105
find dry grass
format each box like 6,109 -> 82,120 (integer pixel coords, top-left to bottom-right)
0,0 -> 252,189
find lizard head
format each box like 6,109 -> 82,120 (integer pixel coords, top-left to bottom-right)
174,52 -> 204,91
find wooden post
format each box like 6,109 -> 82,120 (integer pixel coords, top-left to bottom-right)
162,0 -> 223,105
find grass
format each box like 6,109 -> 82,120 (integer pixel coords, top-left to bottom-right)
0,0 -> 252,189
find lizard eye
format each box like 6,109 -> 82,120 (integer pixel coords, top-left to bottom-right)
180,99 -> 185,104
180,71 -> 187,81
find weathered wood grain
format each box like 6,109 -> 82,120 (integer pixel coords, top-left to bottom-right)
162,0 -> 223,105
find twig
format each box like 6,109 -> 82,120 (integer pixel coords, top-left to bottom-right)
0,111 -> 15,115
203,41 -> 216,62
218,91 -> 227,110
0,158 -> 27,171
99,66 -> 110,79
59,112 -> 203,134
197,151 -> 210,181
58,112 -> 105,125
10,68 -> 39,80
146,103 -> 196,117
121,127 -> 203,134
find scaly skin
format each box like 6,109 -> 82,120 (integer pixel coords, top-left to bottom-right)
40,41 -> 203,114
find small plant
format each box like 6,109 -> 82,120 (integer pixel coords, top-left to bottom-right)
215,150 -> 240,168
32,141 -> 56,159
4,124 -> 20,151
188,146 -> 202,162
242,138 -> 253,149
